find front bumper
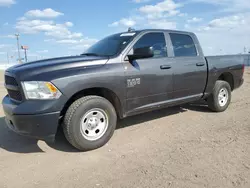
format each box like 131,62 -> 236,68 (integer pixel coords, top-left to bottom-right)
2,95 -> 60,142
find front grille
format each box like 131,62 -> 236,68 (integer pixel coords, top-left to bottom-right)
5,75 -> 18,86
7,89 -> 22,101
5,74 -> 23,102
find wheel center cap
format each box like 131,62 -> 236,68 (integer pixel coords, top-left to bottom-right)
88,118 -> 98,130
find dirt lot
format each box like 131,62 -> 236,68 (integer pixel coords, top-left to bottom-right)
0,69 -> 249,188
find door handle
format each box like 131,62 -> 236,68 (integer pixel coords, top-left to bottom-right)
196,62 -> 205,66
160,65 -> 172,70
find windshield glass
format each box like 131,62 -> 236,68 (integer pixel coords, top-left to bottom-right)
83,32 -> 138,56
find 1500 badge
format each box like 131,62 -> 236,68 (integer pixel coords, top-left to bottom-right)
127,78 -> 140,88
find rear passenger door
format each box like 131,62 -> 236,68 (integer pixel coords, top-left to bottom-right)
169,33 -> 207,99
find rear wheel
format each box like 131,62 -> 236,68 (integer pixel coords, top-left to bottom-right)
63,96 -> 117,151
207,80 -> 231,112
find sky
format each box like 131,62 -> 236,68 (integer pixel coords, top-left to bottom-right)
0,0 -> 250,64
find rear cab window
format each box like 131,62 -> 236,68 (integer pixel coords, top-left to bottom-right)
169,33 -> 197,57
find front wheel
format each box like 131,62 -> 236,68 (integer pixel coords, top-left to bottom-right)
63,96 -> 117,151
207,80 -> 231,112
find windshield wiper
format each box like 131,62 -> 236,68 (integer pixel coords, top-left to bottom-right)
80,53 -> 100,56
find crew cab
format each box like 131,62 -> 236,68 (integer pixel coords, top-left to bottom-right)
2,29 -> 244,151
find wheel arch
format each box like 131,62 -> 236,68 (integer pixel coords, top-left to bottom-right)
217,72 -> 234,91
61,87 -> 123,119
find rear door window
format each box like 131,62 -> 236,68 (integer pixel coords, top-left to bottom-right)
169,33 -> 197,57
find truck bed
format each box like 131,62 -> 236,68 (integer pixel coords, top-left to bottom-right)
204,54 -> 245,95
205,54 -> 249,68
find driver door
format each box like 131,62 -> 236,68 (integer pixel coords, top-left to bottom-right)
124,32 -> 173,115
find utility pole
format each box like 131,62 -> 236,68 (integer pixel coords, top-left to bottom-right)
21,45 -> 28,63
15,33 -> 21,63
23,48 -> 27,63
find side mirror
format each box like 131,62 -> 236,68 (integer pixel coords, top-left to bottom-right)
127,46 -> 154,61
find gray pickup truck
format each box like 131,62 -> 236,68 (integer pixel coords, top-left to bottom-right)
2,29 -> 244,151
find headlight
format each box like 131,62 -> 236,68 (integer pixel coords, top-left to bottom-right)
22,81 -> 62,99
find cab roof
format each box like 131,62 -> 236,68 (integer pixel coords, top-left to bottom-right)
123,29 -> 195,36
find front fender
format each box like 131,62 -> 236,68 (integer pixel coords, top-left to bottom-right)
51,63 -> 126,115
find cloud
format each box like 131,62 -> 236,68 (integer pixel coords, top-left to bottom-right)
107,0 -> 250,56
16,18 -> 55,34
0,0 -> 15,7
65,22 -> 73,27
56,37 -> 98,52
187,17 -> 203,23
0,44 -> 13,49
146,20 -> 176,29
198,13 -> 248,31
28,52 -> 39,57
191,0 -> 250,12
45,29 -> 83,39
208,14 -> 245,28
25,8 -> 63,18
132,0 -> 151,3
69,44 -> 91,51
197,31 -> 250,55
36,50 -> 48,53
139,0 -> 182,18
14,10 -> 98,54
179,13 -> 188,17
56,38 -> 97,45
184,24 -> 190,29
15,10 -> 90,45
109,18 -> 136,27
109,0 -> 182,29
190,13 -> 250,55
0,34 -> 15,38
16,18 -> 54,33
16,17 -> 83,39
56,39 -> 78,44
44,39 -> 55,42
0,52 -> 6,55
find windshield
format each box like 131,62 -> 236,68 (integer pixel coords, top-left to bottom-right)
83,32 -> 138,57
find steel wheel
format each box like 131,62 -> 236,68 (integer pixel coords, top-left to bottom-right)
80,108 -> 109,141
218,87 -> 229,107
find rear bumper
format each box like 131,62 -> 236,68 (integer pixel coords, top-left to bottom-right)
2,96 -> 60,142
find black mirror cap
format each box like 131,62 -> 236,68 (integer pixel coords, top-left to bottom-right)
128,46 -> 154,61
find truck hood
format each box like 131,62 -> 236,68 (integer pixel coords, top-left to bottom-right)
6,55 -> 109,79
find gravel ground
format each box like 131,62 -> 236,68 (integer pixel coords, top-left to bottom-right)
0,69 -> 249,188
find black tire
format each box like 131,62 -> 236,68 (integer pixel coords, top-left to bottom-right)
207,80 -> 231,112
63,96 -> 117,151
